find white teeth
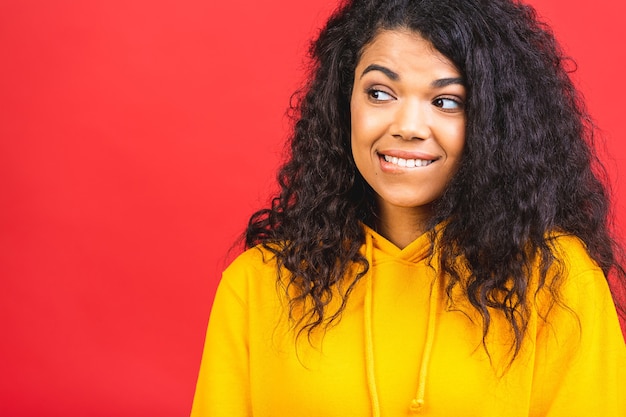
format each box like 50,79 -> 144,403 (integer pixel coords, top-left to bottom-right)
383,154 -> 433,167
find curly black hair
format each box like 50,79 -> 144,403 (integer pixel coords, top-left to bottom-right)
245,0 -> 625,356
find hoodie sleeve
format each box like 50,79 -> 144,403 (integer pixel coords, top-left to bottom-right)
190,264 -> 252,417
529,239 -> 626,416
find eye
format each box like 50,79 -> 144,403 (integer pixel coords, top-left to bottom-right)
367,88 -> 395,102
433,97 -> 464,111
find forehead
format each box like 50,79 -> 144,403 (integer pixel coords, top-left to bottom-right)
356,29 -> 458,76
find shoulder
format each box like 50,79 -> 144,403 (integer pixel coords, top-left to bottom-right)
224,245 -> 279,276
218,245 -> 281,301
547,233 -> 602,277
541,234 -> 615,326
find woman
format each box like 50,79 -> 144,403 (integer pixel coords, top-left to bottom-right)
192,0 -> 626,415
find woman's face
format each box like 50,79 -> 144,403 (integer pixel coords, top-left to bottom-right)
350,29 -> 466,218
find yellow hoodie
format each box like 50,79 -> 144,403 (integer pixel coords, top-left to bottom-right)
191,226 -> 626,416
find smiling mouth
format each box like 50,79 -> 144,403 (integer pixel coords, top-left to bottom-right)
382,154 -> 436,168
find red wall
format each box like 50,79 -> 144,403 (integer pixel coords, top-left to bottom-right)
1,1 -> 624,415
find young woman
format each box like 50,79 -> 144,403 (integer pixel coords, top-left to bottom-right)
192,0 -> 626,415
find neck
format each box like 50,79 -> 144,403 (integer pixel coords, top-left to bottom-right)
374,202 -> 432,249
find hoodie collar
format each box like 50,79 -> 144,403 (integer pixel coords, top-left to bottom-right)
362,223 -> 433,264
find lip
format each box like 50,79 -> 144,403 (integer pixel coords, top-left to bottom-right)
378,150 -> 439,160
377,150 -> 440,172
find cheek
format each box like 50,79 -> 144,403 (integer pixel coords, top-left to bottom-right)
350,102 -> 365,133
350,104 -> 369,151
441,122 -> 466,158
350,104 -> 385,150
350,111 -> 374,177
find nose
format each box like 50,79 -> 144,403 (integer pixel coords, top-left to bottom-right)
390,99 -> 431,141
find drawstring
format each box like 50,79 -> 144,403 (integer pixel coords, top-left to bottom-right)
410,273 -> 439,413
364,232 -> 381,417
362,227 -> 440,415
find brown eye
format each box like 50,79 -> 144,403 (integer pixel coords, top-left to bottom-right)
433,97 -> 463,110
367,88 -> 394,101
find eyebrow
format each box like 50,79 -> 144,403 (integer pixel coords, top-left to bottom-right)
360,64 -> 465,88
360,64 -> 399,81
431,77 -> 465,88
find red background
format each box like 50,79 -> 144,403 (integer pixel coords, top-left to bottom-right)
1,1 -> 624,416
